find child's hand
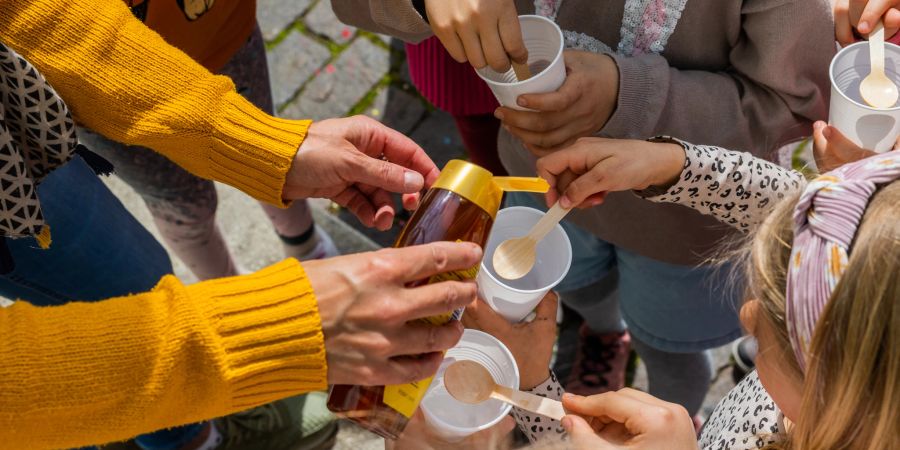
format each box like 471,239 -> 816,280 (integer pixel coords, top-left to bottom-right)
461,292 -> 558,390
494,51 -> 619,155
561,390 -> 697,450
386,410 -> 515,450
536,138 -> 685,209
425,0 -> 527,72
834,0 -> 900,46
811,121 -> 878,172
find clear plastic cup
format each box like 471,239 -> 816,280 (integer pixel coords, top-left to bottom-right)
830,41 -> 900,152
420,329 -> 520,441
477,207 -> 572,323
476,15 -> 566,111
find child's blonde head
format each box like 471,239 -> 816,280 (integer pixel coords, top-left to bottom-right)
748,178 -> 900,450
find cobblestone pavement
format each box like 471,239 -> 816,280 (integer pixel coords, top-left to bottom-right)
105,1 -> 741,448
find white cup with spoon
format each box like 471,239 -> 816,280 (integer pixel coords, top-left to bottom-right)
830,27 -> 900,152
419,329 -> 520,441
477,206 -> 572,323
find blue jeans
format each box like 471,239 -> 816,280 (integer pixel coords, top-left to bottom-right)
0,157 -> 203,449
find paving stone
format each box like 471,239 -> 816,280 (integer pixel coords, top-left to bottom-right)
306,0 -> 357,44
365,87 -> 426,135
282,38 -> 389,120
257,0 -> 313,41
409,109 -> 466,170
267,30 -> 331,107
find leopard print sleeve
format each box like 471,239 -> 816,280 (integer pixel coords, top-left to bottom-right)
699,371 -> 785,449
511,371 -> 566,444
637,138 -> 807,232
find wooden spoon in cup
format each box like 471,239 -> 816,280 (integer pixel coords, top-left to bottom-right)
443,360 -> 566,420
492,201 -> 571,280
860,20 -> 899,108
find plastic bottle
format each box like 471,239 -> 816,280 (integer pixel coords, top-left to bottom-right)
326,159 -> 548,439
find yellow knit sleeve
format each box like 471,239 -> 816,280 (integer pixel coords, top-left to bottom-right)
0,0 -> 307,206
0,259 -> 328,450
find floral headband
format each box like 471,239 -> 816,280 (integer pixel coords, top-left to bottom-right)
786,151 -> 900,372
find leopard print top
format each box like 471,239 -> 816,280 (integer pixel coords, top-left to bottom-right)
638,138 -> 807,231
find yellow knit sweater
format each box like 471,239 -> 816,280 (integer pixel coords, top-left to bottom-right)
0,0 -> 329,448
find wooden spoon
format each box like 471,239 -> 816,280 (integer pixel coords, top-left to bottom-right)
443,360 -> 566,420
860,21 -> 899,108
511,61 -> 533,81
492,201 -> 570,280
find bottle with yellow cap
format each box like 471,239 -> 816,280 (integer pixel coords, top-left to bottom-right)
326,159 -> 548,439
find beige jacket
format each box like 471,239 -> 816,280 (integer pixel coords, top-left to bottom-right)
333,0 -> 834,265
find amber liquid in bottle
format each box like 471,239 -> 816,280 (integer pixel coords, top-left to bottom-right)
326,187 -> 494,439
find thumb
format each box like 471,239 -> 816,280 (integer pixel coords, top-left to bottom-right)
351,152 -> 425,194
562,170 -> 606,208
562,415 -> 615,450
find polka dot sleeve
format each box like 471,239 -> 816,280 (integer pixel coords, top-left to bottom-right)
511,371 -> 567,444
637,137 -> 807,232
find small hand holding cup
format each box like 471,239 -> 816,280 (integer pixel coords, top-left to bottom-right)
495,51 -> 619,155
462,292 -> 558,390
812,121 -> 880,172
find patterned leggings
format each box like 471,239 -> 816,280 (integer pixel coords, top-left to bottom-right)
79,26 -> 312,280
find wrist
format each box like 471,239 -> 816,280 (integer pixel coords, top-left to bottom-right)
649,141 -> 686,188
521,368 -> 552,391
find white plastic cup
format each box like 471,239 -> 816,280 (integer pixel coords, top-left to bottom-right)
829,41 -> 900,152
476,15 -> 566,110
477,207 -> 572,323
420,329 -> 520,441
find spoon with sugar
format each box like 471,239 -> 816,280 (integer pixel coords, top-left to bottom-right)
443,360 -> 566,420
860,20 -> 899,108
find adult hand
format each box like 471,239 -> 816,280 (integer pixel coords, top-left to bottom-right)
811,121 -> 878,172
535,138 -> 685,209
461,292 -> 558,390
386,410 -> 515,450
561,390 -> 697,450
494,51 -> 619,155
834,0 -> 900,46
425,0 -> 527,72
305,241 -> 482,386
284,115 -> 440,231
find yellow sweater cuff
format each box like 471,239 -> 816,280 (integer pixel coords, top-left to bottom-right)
186,258 -> 328,410
211,92 -> 311,206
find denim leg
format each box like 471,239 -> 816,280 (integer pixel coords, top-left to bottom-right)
0,156 -> 172,305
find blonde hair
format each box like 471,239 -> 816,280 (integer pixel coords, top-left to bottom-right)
745,181 -> 900,450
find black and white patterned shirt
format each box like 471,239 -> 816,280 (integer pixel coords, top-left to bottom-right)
638,139 -> 807,231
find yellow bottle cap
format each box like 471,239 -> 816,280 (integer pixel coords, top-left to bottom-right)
430,160 -> 549,219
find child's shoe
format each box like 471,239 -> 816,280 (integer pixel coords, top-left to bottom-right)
565,326 -> 631,395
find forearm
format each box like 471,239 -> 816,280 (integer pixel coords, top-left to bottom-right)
0,0 -> 307,206
637,139 -> 807,231
0,259 -> 327,450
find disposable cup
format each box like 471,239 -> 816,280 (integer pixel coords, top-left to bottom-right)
420,329 -> 520,441
476,15 -> 566,110
477,207 -> 572,323
829,41 -> 900,152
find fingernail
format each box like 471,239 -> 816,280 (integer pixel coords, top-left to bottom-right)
494,110 -> 504,120
517,97 -> 528,107
470,244 -> 483,260
560,195 -> 573,209
560,416 -> 572,430
403,171 -> 423,191
860,21 -> 870,34
814,121 -> 825,130
591,197 -> 604,207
